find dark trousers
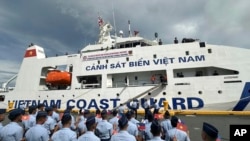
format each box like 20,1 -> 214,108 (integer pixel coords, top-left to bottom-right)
132,108 -> 137,119
144,108 -> 150,119
153,108 -> 159,115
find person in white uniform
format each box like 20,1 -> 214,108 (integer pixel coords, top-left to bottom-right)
0,109 -> 6,131
78,115 -> 100,141
167,116 -> 190,141
51,113 -> 77,141
160,110 -> 172,140
52,105 -> 60,123
26,106 -> 37,130
25,111 -> 49,141
0,109 -> 25,141
44,107 -> 57,136
125,111 -> 139,139
96,109 -> 113,141
108,109 -> 119,133
78,109 -> 91,136
110,115 -> 136,141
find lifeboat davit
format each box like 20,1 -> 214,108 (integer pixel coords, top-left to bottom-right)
45,70 -> 72,86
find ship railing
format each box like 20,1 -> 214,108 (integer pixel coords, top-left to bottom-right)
112,81 -> 161,88
81,83 -> 100,89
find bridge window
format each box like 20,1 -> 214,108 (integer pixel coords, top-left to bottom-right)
0,95 -> 5,101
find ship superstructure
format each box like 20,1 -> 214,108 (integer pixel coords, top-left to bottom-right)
1,18 -> 250,111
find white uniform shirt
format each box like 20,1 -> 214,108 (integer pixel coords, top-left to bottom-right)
144,101 -> 150,109
0,122 -> 23,141
43,116 -> 56,134
96,120 -> 113,139
118,106 -> 125,114
109,116 -> 119,130
127,121 -> 139,137
131,101 -> 138,109
149,136 -> 165,141
145,122 -> 153,140
78,120 -> 87,134
28,114 -> 36,128
168,128 -> 190,141
161,119 -> 172,138
130,118 -> 139,125
25,124 -> 49,141
51,127 -> 77,141
78,131 -> 100,141
52,111 -> 60,122
0,123 -> 3,131
111,130 -> 136,141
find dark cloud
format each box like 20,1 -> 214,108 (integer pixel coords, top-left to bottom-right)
0,0 -> 249,83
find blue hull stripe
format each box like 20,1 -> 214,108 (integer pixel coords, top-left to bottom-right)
233,82 -> 250,111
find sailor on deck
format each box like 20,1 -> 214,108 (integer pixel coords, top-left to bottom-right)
118,104 -> 126,115
51,113 -> 77,141
143,99 -> 150,119
110,115 -> 136,141
0,109 -> 6,131
96,109 -> 113,141
0,109 -> 25,141
78,116 -> 100,141
131,99 -> 139,119
25,111 -> 49,141
153,99 -> 160,115
168,116 -> 190,141
201,122 -> 219,141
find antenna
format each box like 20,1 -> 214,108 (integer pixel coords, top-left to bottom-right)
112,3 -> 117,37
128,20 -> 131,37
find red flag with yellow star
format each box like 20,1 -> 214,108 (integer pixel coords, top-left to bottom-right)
24,49 -> 37,58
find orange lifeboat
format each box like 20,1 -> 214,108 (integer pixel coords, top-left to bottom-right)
45,70 -> 72,86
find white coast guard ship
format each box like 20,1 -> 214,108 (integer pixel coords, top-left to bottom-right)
1,18 -> 250,111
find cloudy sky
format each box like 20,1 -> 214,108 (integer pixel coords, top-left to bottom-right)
0,0 -> 249,85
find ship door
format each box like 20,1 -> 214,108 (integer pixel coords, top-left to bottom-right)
69,64 -> 73,72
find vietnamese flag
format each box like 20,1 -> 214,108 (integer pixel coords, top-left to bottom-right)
24,49 -> 37,58
22,115 -> 30,121
177,122 -> 188,132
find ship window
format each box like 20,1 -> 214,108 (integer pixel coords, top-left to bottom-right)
98,60 -> 100,64
126,57 -> 129,61
234,71 -> 239,74
185,51 -> 189,56
218,90 -> 222,94
106,60 -> 108,63
208,49 -> 212,53
135,76 -> 138,80
178,91 -> 181,95
69,65 -> 73,72
198,91 -> 202,94
77,75 -> 102,89
163,92 -> 166,95
200,42 -> 206,47
153,54 -> 157,58
0,95 -> 5,101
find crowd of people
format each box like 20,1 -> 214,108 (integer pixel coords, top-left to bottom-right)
0,103 -> 219,141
